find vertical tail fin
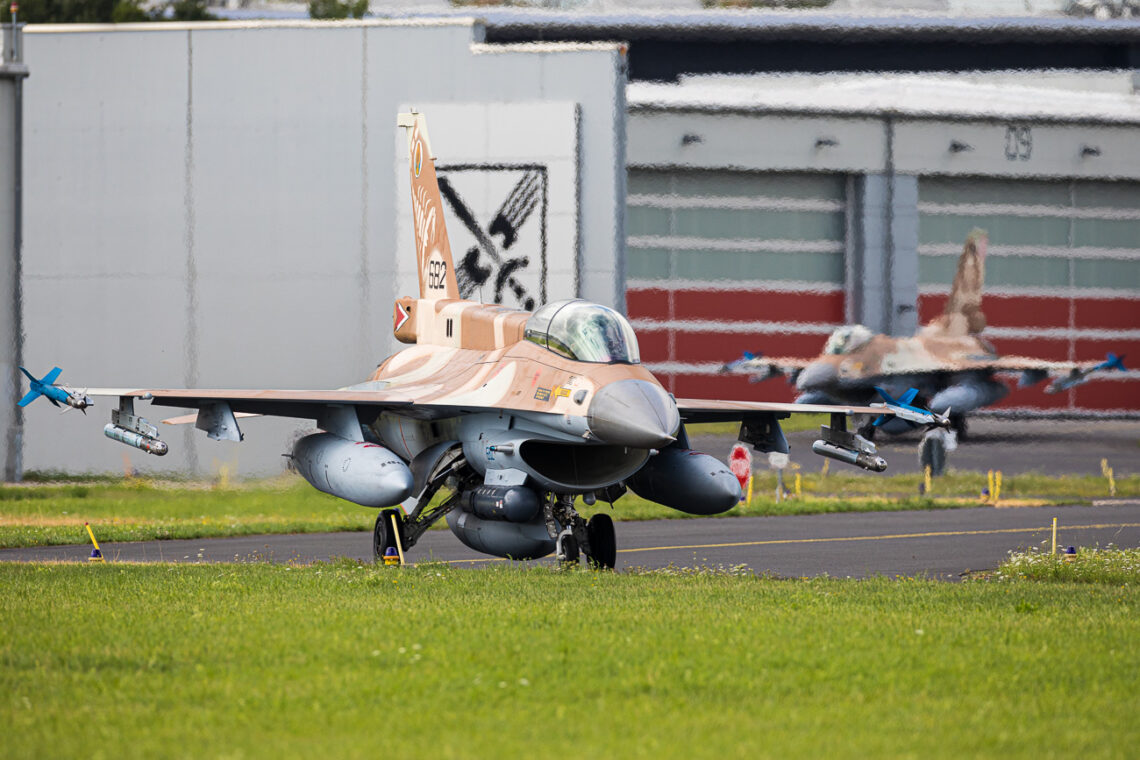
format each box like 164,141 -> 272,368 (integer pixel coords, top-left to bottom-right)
398,111 -> 460,301
926,228 -> 987,337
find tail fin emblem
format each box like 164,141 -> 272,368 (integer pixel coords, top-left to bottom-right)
399,111 -> 460,301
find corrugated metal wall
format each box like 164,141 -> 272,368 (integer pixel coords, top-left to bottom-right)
917,176 -> 1140,413
626,168 -> 1140,413
627,168 -> 847,401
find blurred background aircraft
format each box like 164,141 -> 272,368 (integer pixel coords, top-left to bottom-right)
724,231 -> 1127,440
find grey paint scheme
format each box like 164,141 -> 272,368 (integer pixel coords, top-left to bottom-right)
291,433 -> 414,508
13,21 -> 625,477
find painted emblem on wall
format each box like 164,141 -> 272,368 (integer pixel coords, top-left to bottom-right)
437,164 -> 548,311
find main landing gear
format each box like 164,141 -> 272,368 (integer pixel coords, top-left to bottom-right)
373,508 -> 406,561
545,494 -> 617,570
371,446 -> 475,563
949,412 -> 968,442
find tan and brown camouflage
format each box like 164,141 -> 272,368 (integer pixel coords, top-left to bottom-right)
726,229 -> 1123,422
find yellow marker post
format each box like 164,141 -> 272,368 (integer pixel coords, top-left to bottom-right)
745,472 -> 754,505
84,522 -> 105,563
987,470 -> 995,504
820,459 -> 829,479
390,513 -> 407,567
794,473 -> 802,499
1051,517 -> 1058,555
1102,459 -> 1116,497
994,471 -> 1003,505
924,466 -> 932,496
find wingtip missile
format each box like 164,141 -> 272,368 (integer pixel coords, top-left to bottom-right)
1099,352 -> 1126,373
16,366 -> 93,412
1047,352 -> 1128,393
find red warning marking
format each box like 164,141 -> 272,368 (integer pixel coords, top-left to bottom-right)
728,443 -> 752,490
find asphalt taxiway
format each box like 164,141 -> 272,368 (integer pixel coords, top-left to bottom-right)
4,502 -> 1138,579
691,418 -> 1140,478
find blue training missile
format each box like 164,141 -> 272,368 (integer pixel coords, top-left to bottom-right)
1047,352 -> 1127,394
17,367 -> 93,412
869,386 -> 950,429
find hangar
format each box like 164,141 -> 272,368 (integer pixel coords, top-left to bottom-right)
623,71 -> 1140,415
2,12 -> 1138,478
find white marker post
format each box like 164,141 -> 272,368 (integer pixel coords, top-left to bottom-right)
768,452 -> 789,503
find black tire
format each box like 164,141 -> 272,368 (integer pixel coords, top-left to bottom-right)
950,413 -> 968,442
558,533 -> 579,566
586,513 -> 617,570
373,509 -> 403,562
919,435 -> 947,478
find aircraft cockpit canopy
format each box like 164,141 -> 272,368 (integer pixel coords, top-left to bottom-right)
824,324 -> 874,356
524,300 -> 641,364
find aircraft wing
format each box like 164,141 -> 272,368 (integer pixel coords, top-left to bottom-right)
721,354 -> 813,382
675,398 -> 912,472
675,398 -> 883,424
952,356 -> 1073,372
84,387 -> 417,421
953,352 -> 1126,392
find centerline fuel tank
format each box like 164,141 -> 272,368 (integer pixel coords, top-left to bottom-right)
446,484 -> 552,559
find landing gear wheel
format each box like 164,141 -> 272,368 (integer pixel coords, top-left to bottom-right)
919,431 -> 948,478
586,513 -> 617,570
557,531 -> 579,567
373,508 -> 403,563
950,413 -> 968,442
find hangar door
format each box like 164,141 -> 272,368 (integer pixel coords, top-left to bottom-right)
625,168 -> 849,400
917,176 -> 1140,413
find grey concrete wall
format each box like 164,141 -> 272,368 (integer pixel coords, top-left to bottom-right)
18,20 -> 625,477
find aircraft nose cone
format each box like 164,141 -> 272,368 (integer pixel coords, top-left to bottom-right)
588,379 -> 679,449
796,360 -> 837,392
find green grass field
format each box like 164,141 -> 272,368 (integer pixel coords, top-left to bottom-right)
2,561 -> 1137,759
1,469 -> 1134,549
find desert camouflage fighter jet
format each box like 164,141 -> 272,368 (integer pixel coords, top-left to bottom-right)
725,230 -> 1125,440
27,112 -> 934,568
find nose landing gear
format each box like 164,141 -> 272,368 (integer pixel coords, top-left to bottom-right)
546,494 -> 617,570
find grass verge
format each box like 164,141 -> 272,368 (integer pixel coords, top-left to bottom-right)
2,470 -> 1134,549
0,477 -> 365,549
984,546 -> 1140,586
2,563 -> 1137,759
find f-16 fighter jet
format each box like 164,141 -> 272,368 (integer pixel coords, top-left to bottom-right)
725,230 -> 1125,440
28,112 -> 932,568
